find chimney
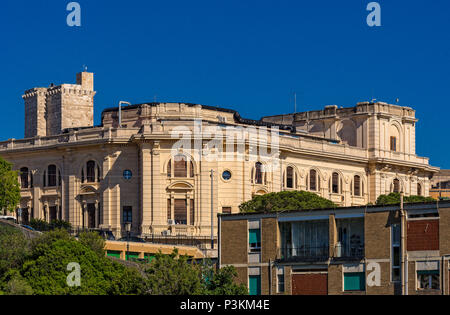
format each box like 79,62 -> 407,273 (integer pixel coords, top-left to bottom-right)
76,71 -> 94,91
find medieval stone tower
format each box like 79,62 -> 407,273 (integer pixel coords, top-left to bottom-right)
23,72 -> 96,138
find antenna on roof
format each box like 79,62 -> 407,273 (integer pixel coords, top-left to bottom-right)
294,92 -> 297,113
395,98 -> 400,104
82,65 -> 88,72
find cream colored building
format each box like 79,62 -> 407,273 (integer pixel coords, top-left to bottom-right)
0,72 -> 438,246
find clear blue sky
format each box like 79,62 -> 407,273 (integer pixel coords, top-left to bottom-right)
1,0 -> 449,167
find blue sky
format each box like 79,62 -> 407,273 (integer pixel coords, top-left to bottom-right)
0,0 -> 449,167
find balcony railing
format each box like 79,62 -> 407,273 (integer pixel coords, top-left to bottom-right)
332,244 -> 364,260
278,246 -> 329,262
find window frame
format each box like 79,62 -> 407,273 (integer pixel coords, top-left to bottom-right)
391,224 -> 401,283
123,206 -> 132,224
248,228 -> 261,253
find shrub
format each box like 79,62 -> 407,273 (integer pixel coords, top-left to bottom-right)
240,190 -> 336,213
376,193 -> 436,206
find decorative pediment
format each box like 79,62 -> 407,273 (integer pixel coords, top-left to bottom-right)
80,185 -> 98,195
167,181 -> 194,190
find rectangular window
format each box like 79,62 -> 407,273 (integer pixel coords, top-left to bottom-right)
174,199 -> 187,225
390,136 -> 397,152
277,267 -> 285,293
190,199 -> 195,225
336,218 -> 364,258
249,229 -> 261,253
123,206 -> 132,223
417,270 -> 440,290
280,220 -> 329,260
391,224 -> 401,282
126,252 -> 140,261
344,272 -> 365,291
249,275 -> 261,296
106,250 -> 121,259
167,199 -> 172,221
222,207 -> 232,214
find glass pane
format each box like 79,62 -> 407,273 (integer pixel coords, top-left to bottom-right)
392,268 -> 400,281
344,273 -> 365,291
393,247 -> 400,266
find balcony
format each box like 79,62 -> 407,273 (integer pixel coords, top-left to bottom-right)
331,243 -> 364,261
278,246 -> 329,262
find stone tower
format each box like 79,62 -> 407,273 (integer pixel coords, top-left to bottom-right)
23,72 -> 96,138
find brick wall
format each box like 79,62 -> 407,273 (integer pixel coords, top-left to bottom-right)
261,218 -> 278,262
365,211 -> 398,259
221,219 -> 248,265
328,264 -> 342,295
439,207 -> 450,255
407,220 -> 439,251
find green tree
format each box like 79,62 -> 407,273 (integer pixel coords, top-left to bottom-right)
4,272 -> 33,295
143,250 -> 205,295
22,230 -> 143,295
240,190 -> 336,213
0,223 -> 30,275
142,250 -> 248,295
376,193 -> 436,206
0,157 -> 21,215
78,231 -> 106,257
204,265 -> 248,295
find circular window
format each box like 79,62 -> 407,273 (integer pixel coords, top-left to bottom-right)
222,170 -> 232,181
123,170 -> 133,180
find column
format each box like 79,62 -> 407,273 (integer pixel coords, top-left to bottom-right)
140,142 -> 152,233
95,201 -> 99,228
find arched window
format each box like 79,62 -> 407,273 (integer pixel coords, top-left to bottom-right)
309,169 -> 317,191
255,162 -> 263,185
354,175 -> 361,196
167,161 -> 172,178
417,183 -> 422,196
167,155 -> 195,178
86,161 -> 96,183
47,165 -> 57,187
286,166 -> 294,189
81,160 -> 101,183
174,155 -> 187,178
393,179 -> 400,193
20,167 -> 29,189
332,172 -> 340,194
190,161 -> 195,178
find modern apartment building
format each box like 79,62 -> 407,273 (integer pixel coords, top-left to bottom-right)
218,200 -> 450,295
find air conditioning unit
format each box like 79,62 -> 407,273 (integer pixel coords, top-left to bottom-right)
162,230 -> 172,236
168,219 -> 176,226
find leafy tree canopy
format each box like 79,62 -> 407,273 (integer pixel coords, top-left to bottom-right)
142,250 -> 248,295
240,190 -> 336,213
22,230 -> 144,295
0,157 -> 20,215
376,193 -> 436,206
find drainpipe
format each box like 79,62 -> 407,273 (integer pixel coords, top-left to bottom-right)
400,191 -> 407,295
269,260 -> 273,295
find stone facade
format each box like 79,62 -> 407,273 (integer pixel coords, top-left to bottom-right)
219,201 -> 450,295
0,72 -> 439,247
23,72 -> 95,138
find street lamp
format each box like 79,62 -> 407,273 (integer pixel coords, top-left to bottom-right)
125,222 -> 131,260
118,101 -> 131,128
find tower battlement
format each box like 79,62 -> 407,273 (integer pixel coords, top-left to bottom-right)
23,72 -> 96,138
